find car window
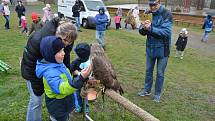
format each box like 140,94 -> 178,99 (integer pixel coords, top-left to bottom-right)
84,1 -> 106,11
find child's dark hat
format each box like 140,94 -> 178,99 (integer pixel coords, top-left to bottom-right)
40,36 -> 64,63
74,43 -> 91,61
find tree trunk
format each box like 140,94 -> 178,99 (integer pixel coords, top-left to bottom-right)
165,0 -> 168,7
197,0 -> 205,10
211,0 -> 215,9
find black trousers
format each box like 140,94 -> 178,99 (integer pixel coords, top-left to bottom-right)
115,23 -> 120,29
18,16 -> 21,26
22,27 -> 28,33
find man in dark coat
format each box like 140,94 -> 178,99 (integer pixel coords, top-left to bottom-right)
72,0 -> 82,32
21,17 -> 76,121
15,1 -> 25,27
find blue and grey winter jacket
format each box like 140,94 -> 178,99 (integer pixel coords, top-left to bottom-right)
36,60 -> 85,99
204,17 -> 213,32
95,13 -> 108,31
139,5 -> 173,58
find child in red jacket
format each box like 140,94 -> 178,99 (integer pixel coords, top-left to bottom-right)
21,15 -> 28,35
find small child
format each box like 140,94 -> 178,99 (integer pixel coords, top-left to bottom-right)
175,28 -> 188,59
36,36 -> 91,120
70,42 -> 91,114
28,12 -> 43,36
114,13 -> 121,30
21,15 -> 28,35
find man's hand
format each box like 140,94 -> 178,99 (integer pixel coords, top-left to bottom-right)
143,20 -> 151,30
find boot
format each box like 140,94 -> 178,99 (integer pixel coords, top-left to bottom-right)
180,51 -> 184,59
175,50 -> 179,57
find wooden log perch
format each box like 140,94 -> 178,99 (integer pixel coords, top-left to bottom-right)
105,89 -> 159,121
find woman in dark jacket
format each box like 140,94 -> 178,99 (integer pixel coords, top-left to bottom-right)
15,1 -> 25,27
21,17 -> 77,121
175,28 -> 188,59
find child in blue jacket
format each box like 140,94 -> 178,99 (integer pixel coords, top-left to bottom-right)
36,36 -> 91,121
70,43 -> 91,113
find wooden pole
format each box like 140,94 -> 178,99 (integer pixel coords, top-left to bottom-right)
105,89 -> 160,121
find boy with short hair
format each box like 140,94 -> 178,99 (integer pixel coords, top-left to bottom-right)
36,36 -> 91,121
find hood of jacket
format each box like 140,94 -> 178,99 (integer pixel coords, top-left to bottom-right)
36,60 -> 65,79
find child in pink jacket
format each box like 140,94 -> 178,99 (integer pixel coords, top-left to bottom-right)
114,13 -> 121,30
21,15 -> 28,35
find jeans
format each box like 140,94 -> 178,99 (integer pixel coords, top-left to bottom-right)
143,55 -> 168,98
26,81 -> 43,121
202,31 -> 210,42
96,31 -> 105,48
3,15 -> 10,29
75,17 -> 80,31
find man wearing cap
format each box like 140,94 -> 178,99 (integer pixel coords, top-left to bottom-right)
138,0 -> 172,102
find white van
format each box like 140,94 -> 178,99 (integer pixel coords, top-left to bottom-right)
58,0 -> 111,28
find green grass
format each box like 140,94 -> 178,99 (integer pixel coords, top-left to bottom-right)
0,10 -> 215,121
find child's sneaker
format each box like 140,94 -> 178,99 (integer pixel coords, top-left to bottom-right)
180,56 -> 183,59
85,107 -> 89,114
75,105 -> 82,113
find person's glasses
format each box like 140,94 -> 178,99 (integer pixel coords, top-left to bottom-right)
62,38 -> 73,46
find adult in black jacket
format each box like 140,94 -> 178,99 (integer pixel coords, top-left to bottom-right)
72,0 -> 82,32
15,1 -> 25,27
21,17 -> 77,121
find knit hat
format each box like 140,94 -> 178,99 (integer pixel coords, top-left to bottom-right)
46,4 -> 51,8
32,12 -> 39,21
21,16 -> 26,20
40,36 -> 64,63
180,28 -> 188,35
74,43 -> 91,62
